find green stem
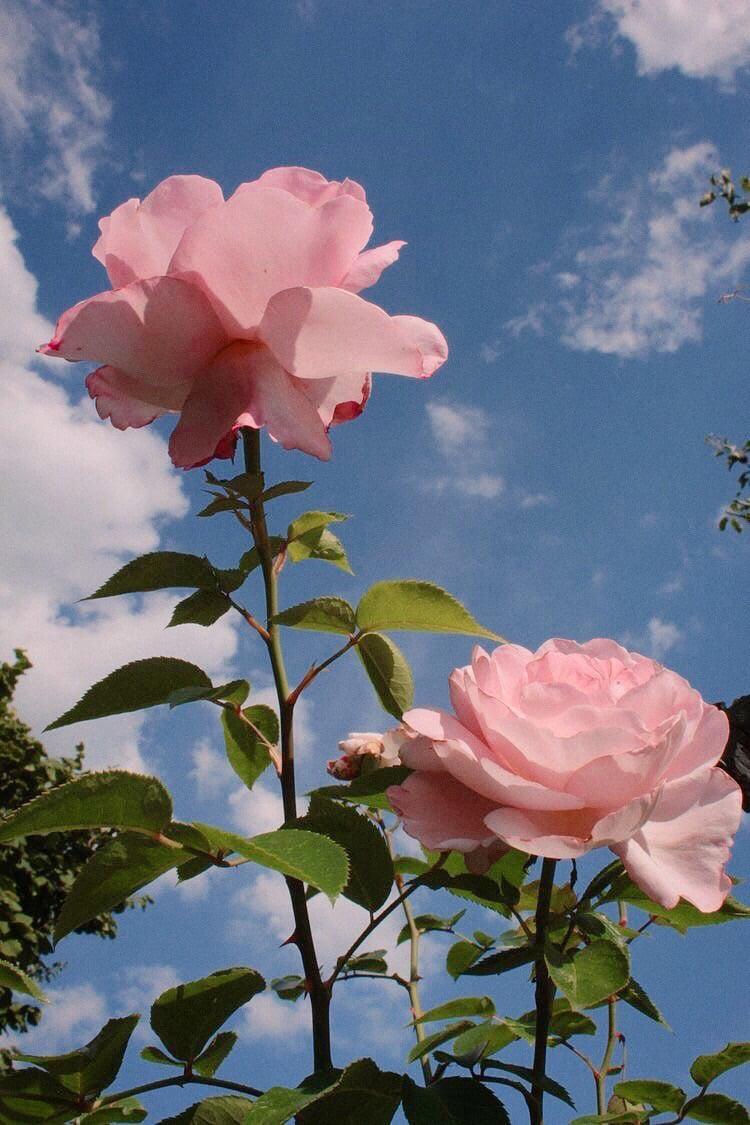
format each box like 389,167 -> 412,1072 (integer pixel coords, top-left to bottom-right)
596,996 -> 618,1115
380,815 -> 432,1083
241,427 -> 332,1074
98,1073 -> 262,1105
530,857 -> 557,1125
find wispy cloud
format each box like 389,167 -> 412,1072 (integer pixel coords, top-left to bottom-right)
624,615 -> 684,660
425,401 -> 505,501
568,0 -> 750,86
0,0 -> 111,213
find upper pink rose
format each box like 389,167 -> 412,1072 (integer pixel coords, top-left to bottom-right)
388,638 -> 742,912
38,168 -> 448,468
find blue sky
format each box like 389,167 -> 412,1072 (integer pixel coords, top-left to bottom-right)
0,1 -> 748,1120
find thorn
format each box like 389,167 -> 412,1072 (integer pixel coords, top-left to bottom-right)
280,929 -> 300,948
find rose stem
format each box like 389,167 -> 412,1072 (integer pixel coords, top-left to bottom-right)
241,427 -> 332,1074
530,857 -> 557,1124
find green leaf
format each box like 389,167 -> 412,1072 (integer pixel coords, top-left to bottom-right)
168,589 -> 231,628
167,680 -> 249,710
357,632 -> 414,718
55,834 -> 188,941
262,480 -> 313,502
0,1067 -> 77,1122
398,910 -> 465,945
298,797 -> 393,911
81,1097 -> 147,1123
0,958 -> 47,1001
197,495 -> 249,518
151,968 -> 264,1062
271,597 -> 355,634
602,875 -> 750,932
343,949 -> 389,974
296,1058 -> 402,1124
546,940 -> 631,1010
270,975 -> 306,1002
287,510 -> 348,539
244,1072 -> 339,1123
402,1075 -> 510,1124
160,1096 -> 255,1124
450,1020 -> 519,1061
86,552 -> 218,600
209,470 -> 264,500
286,513 -> 352,572
408,1021 -> 477,1062
176,855 -> 214,883
194,824 -> 349,899
312,765 -> 411,809
446,941 -> 485,979
483,1061 -> 575,1108
462,946 -> 536,977
15,1015 -> 139,1097
238,537 -> 285,573
193,1031 -> 237,1077
415,996 -> 496,1024
691,1042 -> 750,1087
0,770 -> 172,841
684,1094 -> 750,1123
619,977 -> 669,1027
356,580 -> 503,639
614,1081 -> 685,1112
140,1045 -> 179,1066
46,658 -> 213,729
222,705 -> 278,791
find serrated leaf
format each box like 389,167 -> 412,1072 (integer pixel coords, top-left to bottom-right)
86,552 -> 218,600
684,1093 -> 750,1123
546,940 -> 630,1010
197,495 -> 250,518
356,580 -> 503,639
344,949 -> 388,974
140,1045 -> 179,1066
312,765 -> 411,809
409,1021 -> 477,1062
613,1081 -> 685,1112
462,946 -> 535,977
0,958 -> 47,1001
212,470 -> 263,500
357,632 -> 414,718
193,1031 -> 237,1077
691,1042 -> 750,1087
296,1058 -> 402,1124
15,1015 -> 139,1097
446,941 -> 485,979
194,824 -> 349,899
167,680 -> 249,709
402,1075 -> 510,1124
160,1096 -> 255,1124
451,1020 -> 518,1062
298,797 -> 393,911
81,1097 -> 147,1123
168,589 -> 231,628
415,997 -> 495,1024
222,705 -> 278,791
55,834 -> 188,941
238,537 -> 285,573
602,875 -> 750,932
0,1067 -> 77,1122
397,910 -> 465,945
262,480 -> 313,502
244,1072 -> 338,1123
271,597 -> 355,634
286,513 -> 352,572
287,510 -> 348,539
619,977 -> 669,1027
151,968 -> 264,1062
483,1060 -> 575,1107
46,658 -> 213,729
0,771 -> 172,842
270,975 -> 306,1002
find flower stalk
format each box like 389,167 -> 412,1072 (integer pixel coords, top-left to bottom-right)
530,857 -> 557,1124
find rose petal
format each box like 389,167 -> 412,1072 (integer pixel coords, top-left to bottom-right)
38,276 -> 228,387
168,186 -> 373,336
93,175 -> 224,288
297,370 -> 371,428
341,241 -> 406,292
85,366 -> 184,430
168,341 -> 331,469
258,286 -> 448,380
612,768 -> 742,912
388,771 -> 498,853
253,166 -> 367,206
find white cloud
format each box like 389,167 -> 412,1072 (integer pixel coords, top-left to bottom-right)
553,142 -> 750,358
117,964 -> 180,1016
555,271 -> 581,290
519,491 -> 553,510
426,402 -> 488,457
229,780 -> 286,836
425,401 -> 505,502
0,1 -> 111,212
570,1 -> 750,85
0,206 -> 239,770
503,304 -> 546,338
1,983 -> 107,1054
240,993 -> 310,1041
190,740 -> 236,800
647,616 -> 684,658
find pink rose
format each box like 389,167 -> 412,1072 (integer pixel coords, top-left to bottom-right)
39,168 -> 448,468
326,730 -> 401,780
388,639 -> 743,912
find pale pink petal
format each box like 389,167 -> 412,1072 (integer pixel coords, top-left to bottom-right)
168,341 -> 331,469
253,166 -> 367,205
664,703 -> 730,782
168,186 -> 373,336
297,370 -> 371,428
93,176 -> 224,288
388,771 -> 498,853
564,714 -> 687,807
38,277 -> 228,387
258,287 -> 448,380
612,769 -> 742,911
484,793 -> 657,860
85,366 -> 185,430
341,241 -> 406,292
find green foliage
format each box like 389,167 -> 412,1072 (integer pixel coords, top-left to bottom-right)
356,580 -> 503,639
461,946 -> 535,978
80,1097 -> 147,1122
271,597 -> 355,633
168,590 -> 231,628
690,1042 -> 750,1087
601,874 -> 750,932
150,968 -> 264,1063
222,706 -> 278,791
482,1060 -> 575,1108
415,997 -> 496,1024
193,824 -> 349,898
357,632 -> 414,718
312,765 -> 411,810
0,654 -> 149,1040
708,436 -> 750,533
618,977 -> 669,1027
244,1070 -> 341,1123
613,1080 -> 685,1113
295,1058 -> 402,1124
161,1096 -> 255,1124
46,658 -> 213,730
397,909 -> 465,944
296,797 -> 393,911
402,1075 -> 510,1124
546,940 -> 631,1010
193,1032 -> 238,1078
286,511 -> 352,572
15,1014 -> 139,1096
86,552 -> 219,600
684,1093 -> 750,1122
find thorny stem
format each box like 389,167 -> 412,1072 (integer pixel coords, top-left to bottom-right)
98,1073 -> 263,1106
241,427 -> 332,1074
530,857 -> 557,1125
379,814 -> 432,1083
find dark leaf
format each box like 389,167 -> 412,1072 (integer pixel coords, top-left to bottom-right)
168,590 -> 231,628
86,552 -> 218,600
15,1015 -> 139,1096
402,1075 -> 510,1124
297,796 -> 393,911
357,632 -> 414,718
193,1031 -> 237,1077
151,968 -> 264,1062
222,705 -> 278,791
